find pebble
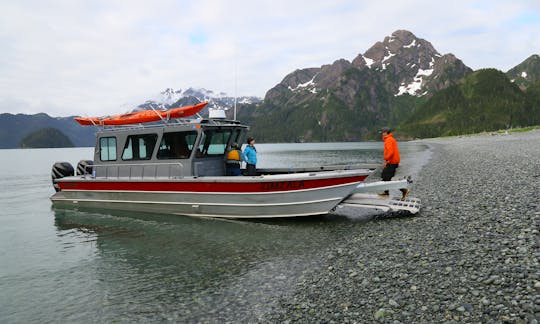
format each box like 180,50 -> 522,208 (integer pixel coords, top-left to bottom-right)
374,308 -> 387,320
261,131 -> 540,323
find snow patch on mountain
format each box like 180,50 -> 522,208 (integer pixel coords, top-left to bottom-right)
404,39 -> 417,48
396,68 -> 434,96
363,56 -> 375,68
382,52 -> 395,63
289,75 -> 318,93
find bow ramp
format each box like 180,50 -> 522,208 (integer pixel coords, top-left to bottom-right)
337,177 -> 422,214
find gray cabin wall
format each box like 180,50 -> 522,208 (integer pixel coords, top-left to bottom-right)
91,121 -> 248,179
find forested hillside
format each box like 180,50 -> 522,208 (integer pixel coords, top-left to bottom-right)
0,113 -> 95,149
20,128 -> 74,148
399,69 -> 540,137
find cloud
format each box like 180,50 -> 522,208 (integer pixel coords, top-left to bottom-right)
0,0 -> 539,116
189,30 -> 209,45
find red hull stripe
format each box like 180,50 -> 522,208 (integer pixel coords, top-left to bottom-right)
58,175 -> 367,193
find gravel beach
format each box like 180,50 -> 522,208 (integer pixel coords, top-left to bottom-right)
264,130 -> 540,322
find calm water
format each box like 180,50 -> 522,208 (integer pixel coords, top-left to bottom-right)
0,142 -> 428,322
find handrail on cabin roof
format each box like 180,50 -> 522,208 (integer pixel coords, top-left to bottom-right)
96,118 -> 246,133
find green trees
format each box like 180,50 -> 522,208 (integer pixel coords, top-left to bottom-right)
399,69 -> 540,138
20,128 -> 74,148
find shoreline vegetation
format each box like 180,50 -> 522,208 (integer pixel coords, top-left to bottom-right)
424,125 -> 540,139
398,125 -> 539,142
262,129 -> 539,322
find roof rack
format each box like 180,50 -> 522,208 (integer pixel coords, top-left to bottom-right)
96,118 -> 197,131
96,117 -> 247,133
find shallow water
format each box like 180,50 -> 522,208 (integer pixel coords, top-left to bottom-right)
0,142 -> 428,322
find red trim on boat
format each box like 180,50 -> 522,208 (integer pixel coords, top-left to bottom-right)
58,175 -> 367,193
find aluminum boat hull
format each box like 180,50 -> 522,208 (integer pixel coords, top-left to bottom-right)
51,170 -> 369,218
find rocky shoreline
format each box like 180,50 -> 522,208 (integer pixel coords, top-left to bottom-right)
265,131 -> 540,322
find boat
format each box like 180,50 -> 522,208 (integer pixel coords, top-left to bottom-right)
51,105 -> 420,218
74,102 -> 208,126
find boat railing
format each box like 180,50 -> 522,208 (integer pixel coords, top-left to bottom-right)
96,119 -> 199,131
96,118 -> 243,132
91,162 -> 185,179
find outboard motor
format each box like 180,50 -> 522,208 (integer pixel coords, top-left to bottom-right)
51,162 -> 74,192
76,160 -> 94,176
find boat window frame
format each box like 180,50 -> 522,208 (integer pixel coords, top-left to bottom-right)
196,128 -> 234,158
231,129 -> 243,147
121,133 -> 158,161
99,136 -> 117,161
156,130 -> 198,160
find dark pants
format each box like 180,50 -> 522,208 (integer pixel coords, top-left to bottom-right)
226,163 -> 241,176
246,163 -> 257,176
381,163 -> 399,181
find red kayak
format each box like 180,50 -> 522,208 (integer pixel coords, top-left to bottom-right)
74,102 -> 208,126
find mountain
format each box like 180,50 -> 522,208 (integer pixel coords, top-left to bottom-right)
506,54 -> 540,90
351,30 -> 472,96
20,128 -> 74,148
246,30 -> 473,142
135,87 -> 262,119
0,113 -> 96,149
399,69 -> 540,138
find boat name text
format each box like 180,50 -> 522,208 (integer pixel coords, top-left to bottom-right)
261,181 -> 305,191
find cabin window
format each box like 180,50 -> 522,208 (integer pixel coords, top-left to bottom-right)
99,137 -> 117,161
157,131 -> 198,159
196,129 -> 233,157
232,129 -> 243,146
122,134 -> 158,160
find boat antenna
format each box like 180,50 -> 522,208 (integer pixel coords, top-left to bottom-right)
234,45 -> 237,121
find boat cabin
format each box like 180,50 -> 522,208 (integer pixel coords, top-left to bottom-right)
93,118 -> 249,178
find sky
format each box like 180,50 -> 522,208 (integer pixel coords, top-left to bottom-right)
1,0 -> 539,117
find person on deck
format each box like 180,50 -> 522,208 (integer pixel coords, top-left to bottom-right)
381,127 -> 400,181
242,137 -> 257,176
379,127 -> 408,198
225,143 -> 242,176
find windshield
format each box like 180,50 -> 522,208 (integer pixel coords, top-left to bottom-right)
196,129 -> 233,158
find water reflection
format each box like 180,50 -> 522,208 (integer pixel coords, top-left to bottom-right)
51,207 -> 359,321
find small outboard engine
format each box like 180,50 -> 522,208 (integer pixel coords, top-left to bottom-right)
51,162 -> 74,192
76,160 -> 94,176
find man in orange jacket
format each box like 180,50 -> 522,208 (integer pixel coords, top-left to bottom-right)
381,127 -> 400,181
379,127 -> 408,198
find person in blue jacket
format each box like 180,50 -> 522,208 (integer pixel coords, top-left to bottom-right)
242,137 -> 257,176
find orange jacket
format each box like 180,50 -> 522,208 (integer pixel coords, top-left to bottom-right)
226,149 -> 242,163
383,133 -> 400,164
